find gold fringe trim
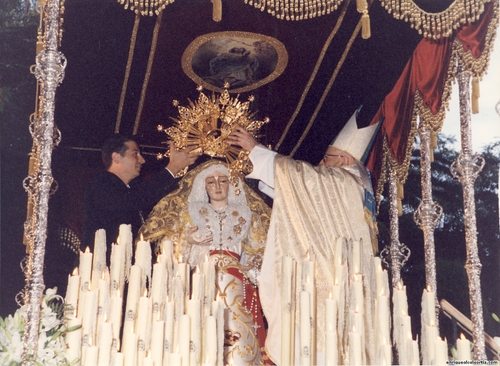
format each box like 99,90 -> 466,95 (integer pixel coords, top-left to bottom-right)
379,0 -> 492,40
211,0 -> 222,22
245,0 -> 345,20
453,0 -> 499,78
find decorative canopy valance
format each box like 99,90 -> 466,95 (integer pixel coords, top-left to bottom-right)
116,0 -> 493,40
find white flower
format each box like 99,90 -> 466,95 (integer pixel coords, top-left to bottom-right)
0,287 -> 71,365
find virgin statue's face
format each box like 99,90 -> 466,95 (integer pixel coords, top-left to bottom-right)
205,170 -> 230,207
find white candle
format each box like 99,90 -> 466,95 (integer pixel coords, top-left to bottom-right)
374,257 -> 385,296
65,317 -> 82,364
299,290 -> 311,366
161,238 -> 173,256
169,352 -> 181,365
325,296 -> 338,366
151,320 -> 165,366
97,277 -> 110,335
82,289 -> 98,346
352,240 -> 361,273
380,344 -> 392,365
191,270 -> 204,302
135,239 -> 152,273
84,345 -> 98,366
109,294 -> 123,349
114,352 -> 124,366
334,264 -> 344,287
136,293 -> 152,352
151,262 -> 167,315
123,265 -> 142,334
97,321 -> 112,366
188,299 -> 201,366
435,336 -> 448,365
326,297 -> 336,332
377,294 -> 390,346
65,270 -> 80,318
179,315 -> 191,366
422,287 -> 436,326
203,315 -> 217,366
349,329 -> 362,366
80,248 -> 93,291
110,243 -> 125,296
123,332 -> 137,366
164,300 -> 175,358
91,229 -> 107,285
393,281 -> 408,315
334,236 -> 343,265
177,262 -> 190,299
456,334 -> 471,360
352,274 -> 364,314
281,256 -> 293,366
424,324 -> 438,365
211,298 -> 224,366
143,356 -> 154,366
202,258 -> 215,321
118,224 -> 133,247
410,338 -> 419,365
325,329 -> 338,366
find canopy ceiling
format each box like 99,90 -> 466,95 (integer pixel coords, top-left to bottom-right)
56,0 -> 428,164
46,0 -> 498,243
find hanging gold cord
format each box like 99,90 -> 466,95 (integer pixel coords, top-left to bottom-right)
289,0 -> 366,157
133,13 -> 163,135
379,0 -> 492,40
275,0 -> 350,151
115,13 -> 141,134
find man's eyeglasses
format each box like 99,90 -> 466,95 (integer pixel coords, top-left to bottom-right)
323,153 -> 344,160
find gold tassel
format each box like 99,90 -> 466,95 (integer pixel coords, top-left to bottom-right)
362,11 -> 371,39
471,77 -> 480,114
430,132 -> 437,163
397,198 -> 403,217
397,182 -> 404,200
431,132 -> 438,149
356,0 -> 366,12
211,0 -> 222,22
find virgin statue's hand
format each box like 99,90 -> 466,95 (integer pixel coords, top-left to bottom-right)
187,226 -> 213,246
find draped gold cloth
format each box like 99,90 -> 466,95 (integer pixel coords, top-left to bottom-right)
140,160 -> 271,260
259,155 -> 376,364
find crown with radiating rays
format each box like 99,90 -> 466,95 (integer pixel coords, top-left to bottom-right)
157,85 -> 269,181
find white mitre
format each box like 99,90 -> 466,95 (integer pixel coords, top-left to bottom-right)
329,107 -> 380,163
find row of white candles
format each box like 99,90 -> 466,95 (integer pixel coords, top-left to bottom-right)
280,238 -> 394,365
421,286 -> 473,364
64,225 -> 225,366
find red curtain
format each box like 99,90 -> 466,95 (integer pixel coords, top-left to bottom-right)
366,2 -> 495,193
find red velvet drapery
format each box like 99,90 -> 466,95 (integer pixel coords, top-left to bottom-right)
366,2 -> 496,195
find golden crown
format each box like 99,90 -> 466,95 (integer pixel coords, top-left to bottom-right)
157,85 -> 269,181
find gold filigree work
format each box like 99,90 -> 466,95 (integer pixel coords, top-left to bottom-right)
158,87 -> 269,181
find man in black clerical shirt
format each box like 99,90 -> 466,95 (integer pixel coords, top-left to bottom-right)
82,134 -> 200,255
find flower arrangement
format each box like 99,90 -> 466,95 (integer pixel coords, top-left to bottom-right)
0,288 -> 78,365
